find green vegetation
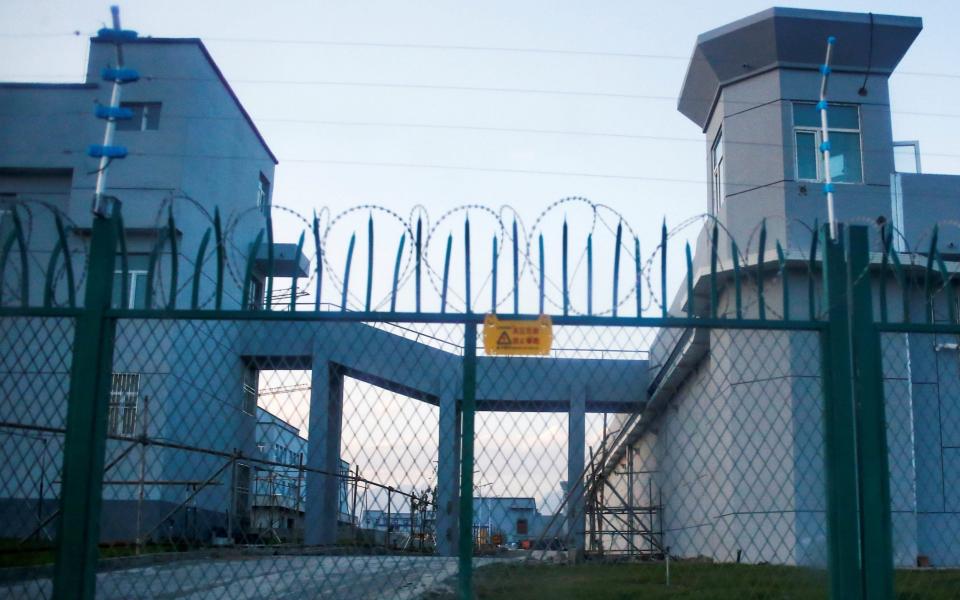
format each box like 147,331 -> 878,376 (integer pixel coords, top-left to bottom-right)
0,539 -> 182,569
431,561 -> 960,599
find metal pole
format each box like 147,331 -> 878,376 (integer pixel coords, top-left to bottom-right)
352,464 -> 359,538
387,487 -> 392,549
52,209 -> 119,600
457,322 -> 478,599
818,36 -> 838,239
847,226 -> 894,599
136,394 -> 148,553
296,452 -> 304,528
627,445 -> 635,556
410,494 -> 415,548
37,436 -> 47,542
665,547 -> 671,586
228,454 -> 236,541
820,224 -> 864,599
93,6 -> 124,209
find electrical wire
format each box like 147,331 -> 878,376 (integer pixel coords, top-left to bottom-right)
5,111 -> 960,159
3,30 -> 960,80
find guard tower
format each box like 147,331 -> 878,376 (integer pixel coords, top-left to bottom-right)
678,8 -> 922,252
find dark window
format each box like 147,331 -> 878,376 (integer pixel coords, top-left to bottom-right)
247,276 -> 264,310
793,102 -> 862,183
795,131 -> 818,180
235,463 -> 251,517
516,519 -> 528,535
112,254 -> 149,308
257,173 -> 271,215
242,366 -> 258,415
116,102 -> 161,131
0,206 -> 11,240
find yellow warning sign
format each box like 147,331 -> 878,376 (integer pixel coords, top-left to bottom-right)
482,314 -> 552,356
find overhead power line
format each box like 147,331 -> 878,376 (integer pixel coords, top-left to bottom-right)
137,75 -> 960,119
2,31 -> 960,80
9,110 -> 958,159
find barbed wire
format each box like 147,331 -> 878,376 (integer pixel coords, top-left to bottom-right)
1,196 -> 957,320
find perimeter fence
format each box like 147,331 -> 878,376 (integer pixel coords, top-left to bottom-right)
0,197 -> 958,599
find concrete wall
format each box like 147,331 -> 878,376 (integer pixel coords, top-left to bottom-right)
619,276 -> 960,567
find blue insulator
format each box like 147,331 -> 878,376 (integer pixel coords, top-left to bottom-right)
820,140 -> 832,152
101,67 -> 140,83
819,65 -> 831,76
96,28 -> 138,42
823,183 -> 836,193
816,100 -> 828,110
88,144 -> 128,159
95,105 -> 134,120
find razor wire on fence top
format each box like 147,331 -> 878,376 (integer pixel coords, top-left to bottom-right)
0,198 -> 959,599
3,195 -> 958,322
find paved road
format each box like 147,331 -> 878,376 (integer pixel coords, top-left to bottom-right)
2,555 -> 497,599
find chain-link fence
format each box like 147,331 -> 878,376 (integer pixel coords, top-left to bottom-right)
1,202 -> 959,599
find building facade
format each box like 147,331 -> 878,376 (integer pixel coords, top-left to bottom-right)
0,34 -> 311,543
605,7 -> 960,568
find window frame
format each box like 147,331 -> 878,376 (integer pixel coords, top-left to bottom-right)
792,102 -> 863,184
242,365 -> 258,415
516,518 -> 528,535
711,129 -> 724,214
116,102 -> 162,132
113,268 -> 149,309
257,173 -> 271,216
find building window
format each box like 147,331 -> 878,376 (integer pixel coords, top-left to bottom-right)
235,463 -> 251,517
257,173 -> 271,215
247,276 -> 264,310
516,518 -> 528,535
893,140 -> 922,174
711,130 -> 724,213
242,365 -> 258,415
112,255 -> 149,309
108,373 -> 140,435
116,102 -> 162,131
793,102 -> 862,184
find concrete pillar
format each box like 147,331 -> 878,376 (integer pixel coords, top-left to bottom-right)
567,386 -> 586,561
304,356 -> 343,546
436,389 -> 460,556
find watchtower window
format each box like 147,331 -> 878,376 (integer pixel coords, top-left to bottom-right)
793,102 -> 862,184
711,130 -> 725,214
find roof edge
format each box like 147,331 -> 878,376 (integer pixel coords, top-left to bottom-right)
0,82 -> 98,90
91,37 -> 278,165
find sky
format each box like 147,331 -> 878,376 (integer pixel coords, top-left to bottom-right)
2,0 -> 959,315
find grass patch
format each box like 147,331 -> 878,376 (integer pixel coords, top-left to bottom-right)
0,539 -> 183,569
439,561 -> 960,599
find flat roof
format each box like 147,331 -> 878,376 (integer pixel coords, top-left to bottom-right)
678,7 -> 922,130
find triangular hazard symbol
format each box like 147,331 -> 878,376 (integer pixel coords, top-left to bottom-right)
496,331 -> 512,346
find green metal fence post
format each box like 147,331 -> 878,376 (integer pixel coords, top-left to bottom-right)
52,209 -> 119,600
847,225 -> 894,599
819,224 -> 864,600
458,321 -> 477,599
